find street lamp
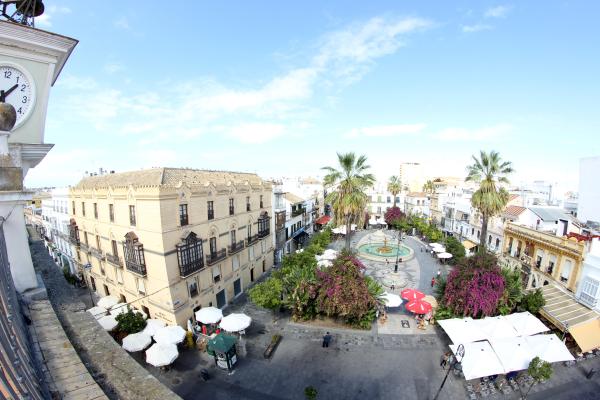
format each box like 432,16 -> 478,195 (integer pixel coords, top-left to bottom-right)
433,344 -> 465,400
394,231 -> 401,273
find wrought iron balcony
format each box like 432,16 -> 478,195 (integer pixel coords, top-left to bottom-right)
258,229 -> 270,239
206,249 -> 227,266
79,242 -> 90,253
69,235 -> 80,246
179,259 -> 204,278
228,240 -> 245,255
89,247 -> 104,260
246,234 -> 259,246
125,259 -> 147,276
291,208 -> 305,217
106,253 -> 123,267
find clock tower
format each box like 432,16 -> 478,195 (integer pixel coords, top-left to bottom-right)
0,18 -> 77,293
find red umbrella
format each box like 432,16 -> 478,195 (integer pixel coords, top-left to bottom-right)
405,299 -> 432,314
400,288 -> 425,301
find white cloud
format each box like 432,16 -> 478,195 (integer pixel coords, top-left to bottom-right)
226,123 -> 285,144
346,123 -> 427,138
114,17 -> 130,30
34,5 -> 71,28
56,75 -> 98,90
485,5 -> 511,18
35,14 -> 52,28
462,24 -> 493,33
104,63 -> 124,74
436,124 -> 513,141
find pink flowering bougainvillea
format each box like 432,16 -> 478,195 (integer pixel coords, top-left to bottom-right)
384,206 -> 405,226
443,253 -> 505,317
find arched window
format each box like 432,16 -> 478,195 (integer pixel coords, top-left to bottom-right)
123,232 -> 146,276
177,232 -> 204,277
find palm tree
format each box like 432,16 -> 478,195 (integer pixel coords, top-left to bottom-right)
387,176 -> 402,207
422,180 -> 435,194
323,152 -> 375,250
466,150 -> 514,253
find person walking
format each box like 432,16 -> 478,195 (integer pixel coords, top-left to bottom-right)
322,332 -> 332,348
440,352 -> 450,369
431,276 -> 436,287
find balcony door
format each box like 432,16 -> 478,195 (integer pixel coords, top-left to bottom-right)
216,289 -> 226,309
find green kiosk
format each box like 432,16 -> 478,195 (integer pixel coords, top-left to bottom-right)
207,334 -> 238,371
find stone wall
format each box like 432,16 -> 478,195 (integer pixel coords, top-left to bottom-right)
28,229 -> 182,400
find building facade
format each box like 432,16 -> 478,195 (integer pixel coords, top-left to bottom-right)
578,156 -> 600,226
40,188 -> 77,275
404,192 -> 429,217
399,162 -> 424,193
69,168 -> 274,327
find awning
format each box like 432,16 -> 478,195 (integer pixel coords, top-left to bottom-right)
291,227 -> 307,240
462,240 -> 478,250
315,215 -> 331,225
569,319 -> 600,353
538,284 -> 600,331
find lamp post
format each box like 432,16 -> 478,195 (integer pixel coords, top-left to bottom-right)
433,344 -> 465,400
394,231 -> 401,273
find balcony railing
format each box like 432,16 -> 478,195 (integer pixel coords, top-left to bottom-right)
291,208 -> 305,217
246,234 -> 259,246
69,235 -> 80,246
258,229 -> 270,238
228,240 -> 245,255
179,259 -> 204,278
106,253 -> 123,267
89,247 -> 104,260
80,242 -> 90,253
125,259 -> 147,276
578,293 -> 598,308
206,249 -> 227,266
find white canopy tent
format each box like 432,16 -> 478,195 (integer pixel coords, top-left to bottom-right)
142,319 -> 166,337
122,332 -> 152,352
471,316 -> 519,341
195,307 -> 223,324
97,295 -> 119,310
86,306 -> 107,320
382,292 -> 402,308
450,341 -> 506,380
220,313 -> 252,332
145,343 -> 178,367
503,311 -> 550,337
438,318 -> 487,344
153,325 -> 187,345
489,337 -> 534,372
437,252 -> 453,259
525,334 -> 575,363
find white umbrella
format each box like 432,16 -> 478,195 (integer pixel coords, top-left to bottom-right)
110,303 -> 129,316
438,318 -> 487,344
195,307 -> 223,324
437,252 -> 453,259
98,315 -> 118,331
430,243 -> 444,248
382,292 -> 402,308
86,306 -> 107,320
220,313 -> 252,332
451,341 -> 506,380
97,295 -> 119,309
525,334 -> 574,363
142,319 -> 166,337
472,316 -> 519,341
122,332 -> 152,352
433,246 -> 446,253
145,343 -> 179,367
503,312 -> 550,337
153,325 -> 187,345
489,337 -> 534,372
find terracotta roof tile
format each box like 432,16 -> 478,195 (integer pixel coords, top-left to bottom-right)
504,205 -> 526,218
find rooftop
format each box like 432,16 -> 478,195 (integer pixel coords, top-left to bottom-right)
504,205 -> 527,219
529,206 -> 574,222
284,192 -> 305,204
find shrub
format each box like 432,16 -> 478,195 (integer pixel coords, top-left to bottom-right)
248,278 -> 283,310
384,207 -> 405,226
444,236 -> 465,265
115,308 -> 147,334
304,386 -> 318,400
519,289 -> 545,314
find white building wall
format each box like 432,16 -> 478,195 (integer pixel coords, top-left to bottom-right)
578,156 -> 600,225
576,239 -> 600,311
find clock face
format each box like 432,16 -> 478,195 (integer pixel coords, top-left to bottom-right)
0,63 -> 36,129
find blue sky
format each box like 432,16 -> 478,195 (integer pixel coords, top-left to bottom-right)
25,1 -> 600,192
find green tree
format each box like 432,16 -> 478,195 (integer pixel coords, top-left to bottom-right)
444,236 -> 466,265
422,179 -> 435,194
499,267 -> 523,314
465,150 -> 514,253
519,288 -> 545,314
249,277 -> 283,310
520,356 -> 553,399
322,152 -> 375,250
115,308 -> 147,334
387,176 -> 402,207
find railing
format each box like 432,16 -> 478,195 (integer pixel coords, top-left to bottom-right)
106,253 -> 123,267
292,208 -> 305,217
258,229 -> 270,238
79,242 -> 90,253
69,235 -> 80,246
228,240 -> 245,255
89,247 -> 104,260
179,259 -> 204,278
246,234 -> 259,246
125,259 -> 147,276
578,293 -> 598,308
206,249 -> 227,265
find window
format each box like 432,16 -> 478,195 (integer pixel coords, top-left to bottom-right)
93,203 -> 98,219
136,278 -> 146,295
229,198 -> 234,215
179,204 -> 188,226
111,240 -> 118,256
495,238 -> 500,249
387,196 -> 391,203
123,232 -> 146,276
234,278 -> 241,296
561,260 -> 573,283
488,235 -> 492,245
212,265 -> 221,283
82,202 -> 86,217
247,225 -> 251,239
72,201 -> 76,215
477,230 -> 480,239
109,204 -> 114,222
207,201 -> 214,220
580,278 -> 599,307
177,232 -> 204,277
377,196 -> 382,203
95,235 -> 101,250
249,246 -> 254,260
395,196 -> 400,204
246,196 -> 251,212
188,280 -> 199,298
258,212 -> 270,237
232,254 -> 240,271
260,195 -> 264,209
230,230 -> 236,245
84,231 -> 89,245
116,268 -> 123,284
129,205 -> 136,226
210,237 -> 217,255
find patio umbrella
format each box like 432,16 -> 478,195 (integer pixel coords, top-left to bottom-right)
423,295 -> 438,309
142,319 -> 166,336
220,313 -> 252,332
110,303 -> 129,316
381,292 -> 402,307
405,299 -> 432,314
437,252 -> 453,259
450,341 -> 506,380
98,315 -> 118,331
153,325 -> 187,345
525,334 -> 574,363
401,288 -> 425,301
97,295 -> 119,309
429,243 -> 444,248
122,332 -> 152,352
503,312 -> 549,337
433,246 -> 446,253
489,337 -> 534,372
145,343 -> 179,367
195,307 -> 223,324
86,306 -> 107,320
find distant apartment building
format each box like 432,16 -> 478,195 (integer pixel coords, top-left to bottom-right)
404,192 -> 429,217
399,162 -> 425,193
578,156 -> 600,226
365,182 -> 401,220
40,188 -> 77,275
68,168 -> 273,327
429,177 -> 465,226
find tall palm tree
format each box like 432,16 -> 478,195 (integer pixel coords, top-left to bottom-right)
323,152 -> 375,250
387,176 -> 401,208
422,180 -> 435,194
466,150 -> 514,253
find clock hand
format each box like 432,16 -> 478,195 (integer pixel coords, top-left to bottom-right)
3,84 -> 19,98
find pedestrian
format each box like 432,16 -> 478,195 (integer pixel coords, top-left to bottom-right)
440,352 -> 450,369
322,332 -> 332,348
391,284 -> 395,291
437,269 -> 441,278
431,276 -> 436,287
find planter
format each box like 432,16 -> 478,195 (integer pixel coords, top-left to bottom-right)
263,334 -> 282,359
